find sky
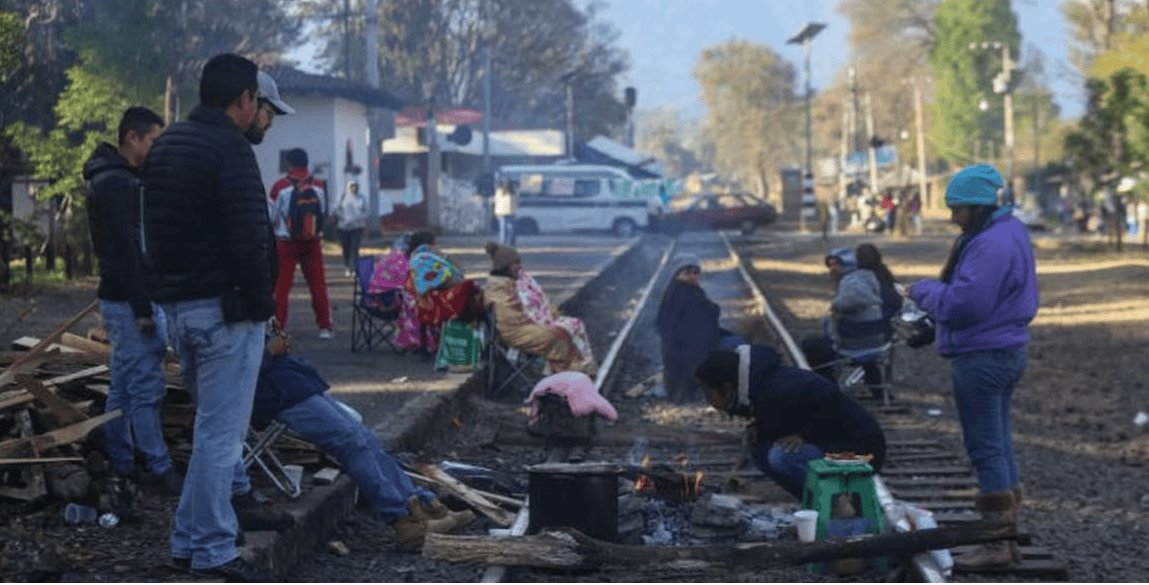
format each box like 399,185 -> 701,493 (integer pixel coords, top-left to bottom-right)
597,0 -> 1083,121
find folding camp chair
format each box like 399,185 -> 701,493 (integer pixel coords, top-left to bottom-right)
482,308 -> 544,398
833,319 -> 896,406
351,255 -> 400,353
242,420 -> 302,498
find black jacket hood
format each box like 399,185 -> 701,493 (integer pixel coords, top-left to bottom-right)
83,142 -> 131,181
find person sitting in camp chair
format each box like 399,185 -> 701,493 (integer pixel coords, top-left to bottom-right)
237,328 -> 474,552
694,344 -> 887,500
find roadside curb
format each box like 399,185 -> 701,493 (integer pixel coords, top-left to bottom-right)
239,234 -> 645,577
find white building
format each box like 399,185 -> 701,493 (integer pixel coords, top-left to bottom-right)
254,66 -> 402,211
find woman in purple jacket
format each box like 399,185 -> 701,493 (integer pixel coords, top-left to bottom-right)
905,165 -> 1038,572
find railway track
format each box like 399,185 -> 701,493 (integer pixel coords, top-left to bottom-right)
444,231 -> 1068,582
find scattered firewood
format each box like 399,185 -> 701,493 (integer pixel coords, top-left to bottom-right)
0,410 -> 121,458
424,520 -> 1016,571
14,374 -> 89,426
417,464 -> 517,526
0,300 -> 98,389
0,410 -> 47,501
406,469 -> 524,509
623,372 -> 662,398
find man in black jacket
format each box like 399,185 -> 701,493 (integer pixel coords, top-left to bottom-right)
694,344 -> 886,500
141,53 -> 275,582
83,107 -> 180,494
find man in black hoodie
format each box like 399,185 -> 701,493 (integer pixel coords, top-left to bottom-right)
141,54 -> 275,582
83,107 -> 181,494
694,344 -> 886,500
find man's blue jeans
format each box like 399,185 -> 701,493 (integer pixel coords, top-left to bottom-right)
498,215 -> 516,246
235,393 -> 435,521
951,347 -> 1026,493
162,298 -> 264,570
100,300 -> 172,477
754,441 -> 824,500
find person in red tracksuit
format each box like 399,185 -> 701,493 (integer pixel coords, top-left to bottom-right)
268,148 -> 334,338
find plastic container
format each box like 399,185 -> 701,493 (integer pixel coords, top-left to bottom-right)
64,503 -> 98,526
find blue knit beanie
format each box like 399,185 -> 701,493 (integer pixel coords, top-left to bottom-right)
825,247 -> 856,270
945,165 -> 1004,207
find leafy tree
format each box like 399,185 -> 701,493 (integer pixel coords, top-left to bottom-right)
635,107 -> 704,179
694,39 -> 800,198
299,0 -> 629,141
1064,68 -> 1149,181
927,0 -> 1020,164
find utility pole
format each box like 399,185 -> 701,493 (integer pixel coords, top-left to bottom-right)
1001,43 -> 1016,201
913,79 -> 929,208
849,65 -> 861,153
786,22 -> 826,233
865,93 -> 879,194
426,107 -> 441,230
565,81 -> 575,158
482,44 -> 492,174
343,0 -> 352,79
365,0 -> 381,238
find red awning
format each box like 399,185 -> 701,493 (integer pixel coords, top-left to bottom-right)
396,106 -> 483,127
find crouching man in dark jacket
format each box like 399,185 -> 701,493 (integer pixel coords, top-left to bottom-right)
141,53 -> 276,582
694,345 -> 886,500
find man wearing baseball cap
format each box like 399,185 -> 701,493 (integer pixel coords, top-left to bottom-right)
245,70 -> 294,145
903,164 -> 1039,571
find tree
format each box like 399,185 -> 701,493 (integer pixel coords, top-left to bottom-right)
1064,68 -> 1149,182
299,0 -> 630,141
694,39 -> 800,198
635,108 -> 704,179
927,0 -> 1020,165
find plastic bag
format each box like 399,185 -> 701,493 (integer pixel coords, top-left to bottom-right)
434,319 -> 482,372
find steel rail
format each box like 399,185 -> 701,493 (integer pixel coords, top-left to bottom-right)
718,232 -> 948,583
481,236 -> 677,583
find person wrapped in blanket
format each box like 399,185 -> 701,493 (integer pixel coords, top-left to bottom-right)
483,241 -> 596,374
694,344 -> 887,500
369,231 -> 482,354
241,327 -> 474,552
656,253 -> 744,404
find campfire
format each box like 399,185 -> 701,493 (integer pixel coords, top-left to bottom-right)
626,451 -> 705,502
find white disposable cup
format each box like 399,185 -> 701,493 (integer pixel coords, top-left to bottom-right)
283,465 -> 304,489
794,509 -> 819,543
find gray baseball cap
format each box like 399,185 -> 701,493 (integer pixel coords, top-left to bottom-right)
257,71 -> 295,115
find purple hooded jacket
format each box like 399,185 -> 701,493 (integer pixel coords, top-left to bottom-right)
909,212 -> 1039,356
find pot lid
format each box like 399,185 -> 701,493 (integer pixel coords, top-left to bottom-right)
527,462 -> 621,475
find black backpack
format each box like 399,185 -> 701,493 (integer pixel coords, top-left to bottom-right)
286,177 -> 324,240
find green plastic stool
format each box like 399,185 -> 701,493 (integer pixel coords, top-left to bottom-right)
800,458 -> 887,573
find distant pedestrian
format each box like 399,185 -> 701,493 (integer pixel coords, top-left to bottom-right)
1137,198 -> 1149,247
904,164 -> 1038,572
332,180 -> 368,277
493,179 -> 517,246
269,148 -> 335,339
142,53 -> 277,582
909,191 -> 923,235
84,107 -> 181,494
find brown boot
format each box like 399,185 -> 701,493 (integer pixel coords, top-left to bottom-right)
421,498 -> 450,520
1009,484 -> 1024,563
391,496 -> 428,552
954,491 -> 1016,572
426,509 -> 476,534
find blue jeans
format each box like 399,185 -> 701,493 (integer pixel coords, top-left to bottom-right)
951,348 -> 1026,493
754,442 -> 824,500
162,298 -> 264,570
100,300 -> 172,476
234,393 -> 434,521
498,215 -> 515,246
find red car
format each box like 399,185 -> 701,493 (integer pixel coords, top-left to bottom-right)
661,192 -> 777,235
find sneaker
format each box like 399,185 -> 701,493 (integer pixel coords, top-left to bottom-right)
190,557 -> 274,582
232,491 -> 294,532
426,509 -> 476,534
344,268 -> 353,277
318,329 -> 335,340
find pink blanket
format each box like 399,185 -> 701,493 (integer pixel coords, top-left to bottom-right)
526,371 -> 618,422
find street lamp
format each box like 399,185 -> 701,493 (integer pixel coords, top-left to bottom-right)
968,41 -> 1015,185
787,21 -> 826,232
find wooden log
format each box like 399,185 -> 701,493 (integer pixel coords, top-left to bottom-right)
417,464 -> 517,526
0,456 -> 85,465
0,410 -> 121,458
406,470 -> 525,509
0,410 -> 47,501
423,520 -> 1016,571
14,374 -> 89,425
0,300 -> 98,388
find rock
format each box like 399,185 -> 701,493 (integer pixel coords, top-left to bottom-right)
327,541 -> 350,556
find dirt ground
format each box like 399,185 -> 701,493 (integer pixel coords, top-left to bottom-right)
737,225 -> 1149,582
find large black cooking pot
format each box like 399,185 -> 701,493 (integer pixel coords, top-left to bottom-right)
527,462 -> 621,542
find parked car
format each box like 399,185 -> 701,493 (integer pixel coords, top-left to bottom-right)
661,192 -> 777,235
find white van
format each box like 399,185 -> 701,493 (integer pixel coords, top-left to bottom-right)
496,164 -> 659,237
